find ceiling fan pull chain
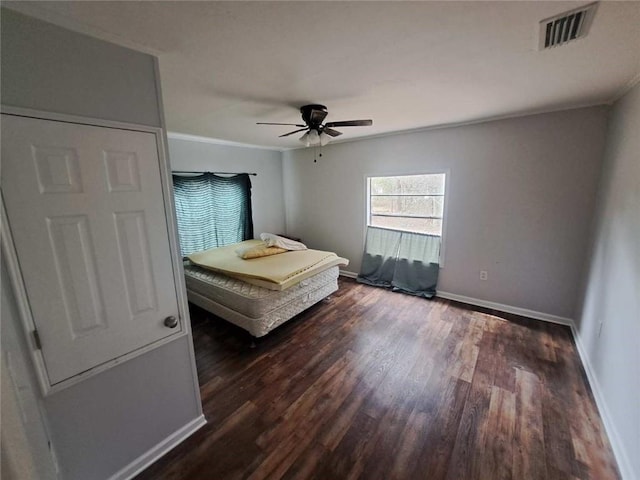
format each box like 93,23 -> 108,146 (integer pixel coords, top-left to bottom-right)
313,145 -> 324,164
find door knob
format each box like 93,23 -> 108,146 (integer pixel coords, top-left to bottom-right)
164,316 -> 178,328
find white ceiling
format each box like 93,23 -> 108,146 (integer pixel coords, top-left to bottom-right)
6,1 -> 640,149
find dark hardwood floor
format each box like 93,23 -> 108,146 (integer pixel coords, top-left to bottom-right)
136,278 -> 619,480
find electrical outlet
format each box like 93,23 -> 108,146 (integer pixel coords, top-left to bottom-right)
480,270 -> 488,281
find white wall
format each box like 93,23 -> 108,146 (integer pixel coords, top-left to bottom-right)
168,136 -> 286,236
576,83 -> 640,480
0,8 -> 161,127
1,262 -> 58,480
283,107 -> 608,319
1,10 -> 202,480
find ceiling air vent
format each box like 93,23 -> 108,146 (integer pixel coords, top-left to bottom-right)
538,2 -> 598,50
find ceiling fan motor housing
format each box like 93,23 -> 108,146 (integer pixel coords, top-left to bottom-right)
301,104 -> 328,130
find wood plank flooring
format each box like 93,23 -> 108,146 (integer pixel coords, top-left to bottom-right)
136,278 -> 619,480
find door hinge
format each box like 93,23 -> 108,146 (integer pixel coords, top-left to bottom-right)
32,329 -> 42,350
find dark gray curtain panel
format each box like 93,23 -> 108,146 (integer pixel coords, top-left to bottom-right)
357,226 -> 440,298
172,173 -> 253,256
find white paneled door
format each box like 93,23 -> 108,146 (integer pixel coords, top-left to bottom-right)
1,114 -> 182,385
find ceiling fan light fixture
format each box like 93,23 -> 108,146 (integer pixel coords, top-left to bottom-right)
319,131 -> 331,146
307,129 -> 320,146
299,129 -> 330,148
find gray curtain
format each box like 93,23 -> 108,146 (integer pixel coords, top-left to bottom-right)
356,227 -> 401,288
357,226 -> 440,298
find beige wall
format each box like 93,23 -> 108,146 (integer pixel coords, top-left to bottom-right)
283,106 -> 608,319
577,83 -> 640,480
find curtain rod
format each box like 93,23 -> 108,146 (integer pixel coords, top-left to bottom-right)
172,171 -> 257,176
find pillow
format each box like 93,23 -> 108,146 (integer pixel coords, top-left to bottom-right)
260,233 -> 307,251
236,243 -> 288,259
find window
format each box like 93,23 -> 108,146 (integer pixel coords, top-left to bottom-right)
368,173 -> 446,236
172,173 -> 253,256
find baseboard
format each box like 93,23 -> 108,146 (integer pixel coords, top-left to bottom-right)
435,290 -> 574,326
570,327 -> 634,480
338,279 -> 573,326
109,414 -> 207,480
339,270 -> 358,279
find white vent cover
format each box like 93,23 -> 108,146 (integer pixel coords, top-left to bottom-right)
538,2 -> 598,50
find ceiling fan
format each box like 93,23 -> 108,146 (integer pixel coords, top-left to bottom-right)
257,104 -> 373,146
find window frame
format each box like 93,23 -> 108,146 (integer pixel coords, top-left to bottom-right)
365,170 -> 450,266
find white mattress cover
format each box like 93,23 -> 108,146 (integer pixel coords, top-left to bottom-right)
184,263 -> 339,318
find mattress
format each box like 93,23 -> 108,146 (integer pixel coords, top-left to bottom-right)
184,262 -> 339,319
187,279 -> 338,338
187,239 -> 348,291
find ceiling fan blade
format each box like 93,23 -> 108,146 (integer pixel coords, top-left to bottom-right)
325,119 -> 373,128
257,122 -> 306,127
323,127 -> 343,137
279,127 -> 308,138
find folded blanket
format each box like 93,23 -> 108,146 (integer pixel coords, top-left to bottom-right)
260,233 -> 307,251
236,243 -> 287,259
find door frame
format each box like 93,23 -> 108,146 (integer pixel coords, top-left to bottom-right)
1,105 -> 194,395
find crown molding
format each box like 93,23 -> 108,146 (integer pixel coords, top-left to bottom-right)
167,132 -> 284,152
608,71 -> 640,104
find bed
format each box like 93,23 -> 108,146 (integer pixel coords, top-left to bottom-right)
183,239 -> 349,337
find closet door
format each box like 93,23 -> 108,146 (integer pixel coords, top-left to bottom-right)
1,114 -> 182,386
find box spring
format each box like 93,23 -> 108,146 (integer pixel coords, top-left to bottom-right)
184,264 -> 339,337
